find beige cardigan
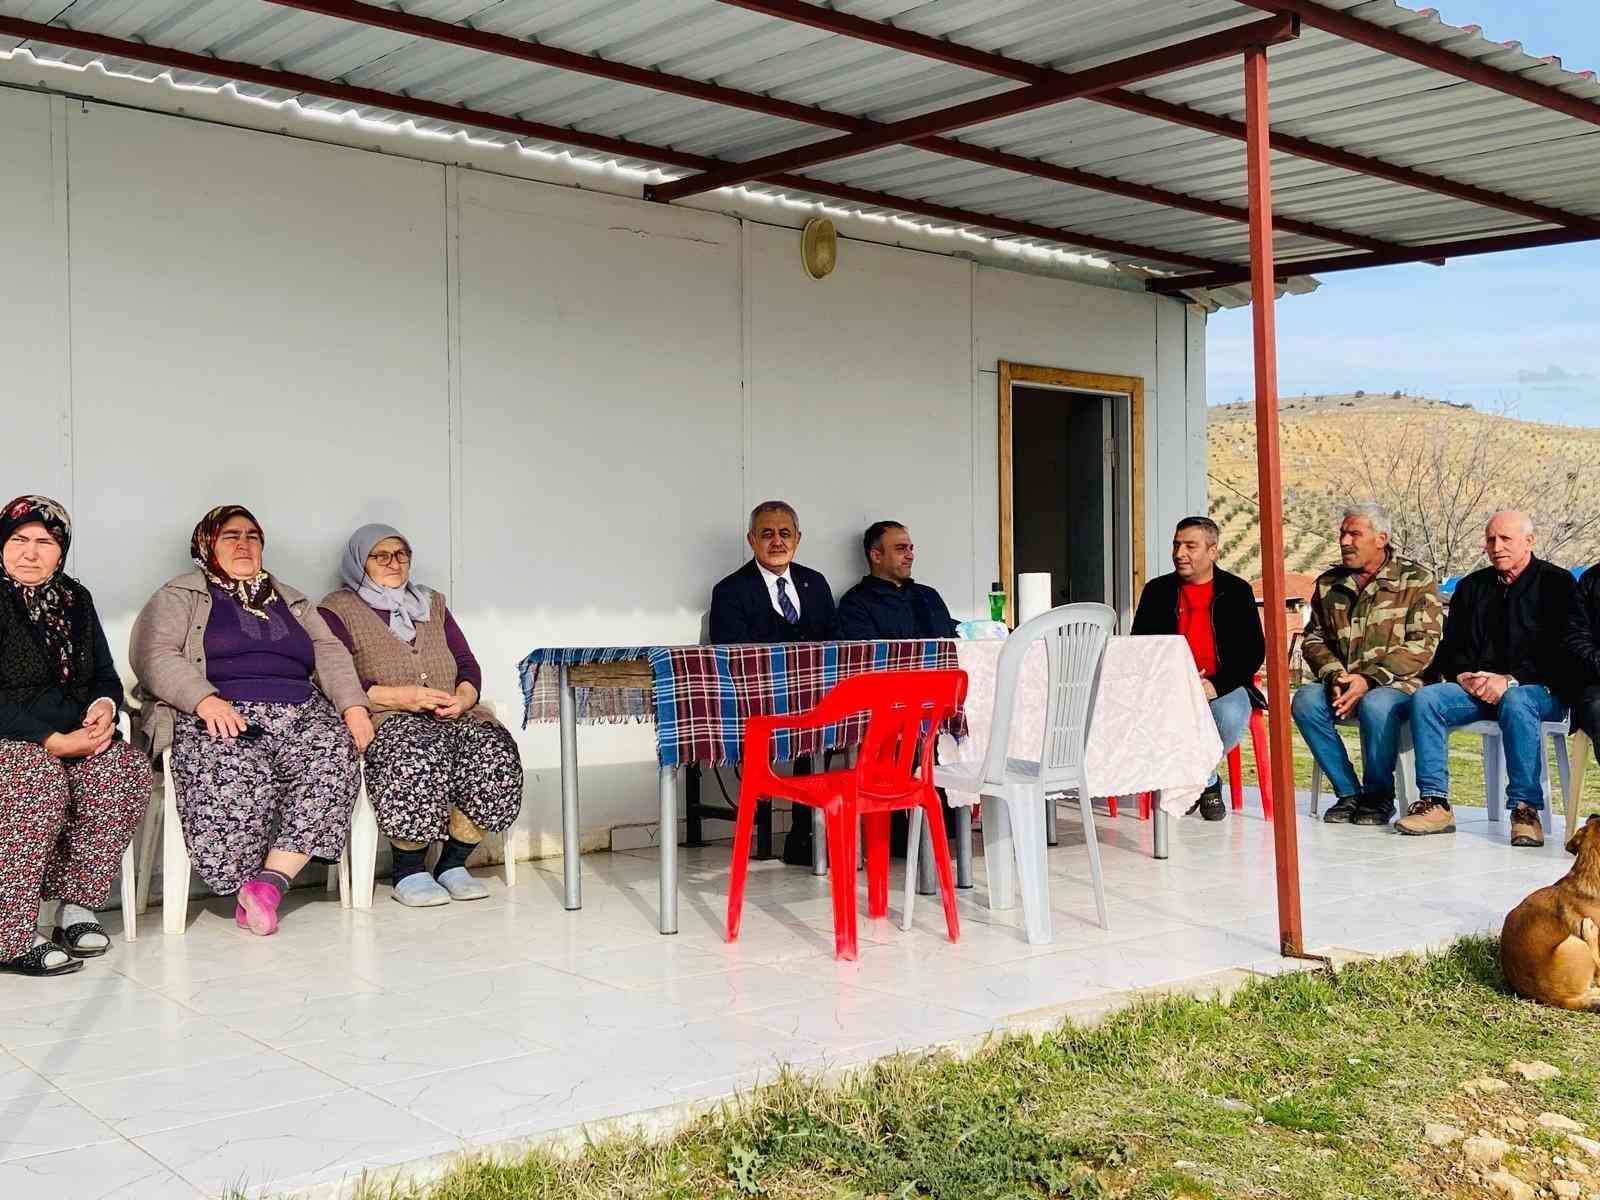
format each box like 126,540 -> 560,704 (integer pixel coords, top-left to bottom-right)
128,570 -> 367,756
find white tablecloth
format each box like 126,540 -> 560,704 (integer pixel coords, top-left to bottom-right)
939,634 -> 1222,816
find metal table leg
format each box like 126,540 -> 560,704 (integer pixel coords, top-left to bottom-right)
659,763 -> 678,934
1045,790 -> 1059,846
812,807 -> 828,876
558,664 -> 581,911
955,805 -> 973,889
916,817 -> 937,895
1153,795 -> 1169,860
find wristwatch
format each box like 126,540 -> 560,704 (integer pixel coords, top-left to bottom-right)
1504,676 -> 1520,689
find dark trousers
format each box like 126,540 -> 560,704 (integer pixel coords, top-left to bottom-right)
1574,684 -> 1600,762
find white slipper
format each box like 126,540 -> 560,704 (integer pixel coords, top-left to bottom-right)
435,867 -> 489,901
392,872 -> 451,907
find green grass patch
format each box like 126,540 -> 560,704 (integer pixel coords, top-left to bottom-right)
324,936 -> 1600,1200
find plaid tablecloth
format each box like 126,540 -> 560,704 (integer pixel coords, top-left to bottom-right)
519,640 -> 963,768
519,645 -> 653,726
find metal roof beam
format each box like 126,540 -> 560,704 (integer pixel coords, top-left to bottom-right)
712,0 -> 1600,239
644,14 -> 1299,203
1236,0 -> 1600,128
0,14 -> 1228,274
257,0 -> 1388,252
1147,225 -> 1600,293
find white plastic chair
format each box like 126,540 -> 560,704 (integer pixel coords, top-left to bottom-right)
1306,711 -> 1418,815
906,603 -> 1116,945
1463,716 -> 1571,836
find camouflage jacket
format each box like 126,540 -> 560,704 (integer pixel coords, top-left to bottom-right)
1300,553 -> 1444,694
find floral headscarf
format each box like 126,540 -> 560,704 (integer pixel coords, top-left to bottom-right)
0,495 -> 82,683
191,505 -> 279,621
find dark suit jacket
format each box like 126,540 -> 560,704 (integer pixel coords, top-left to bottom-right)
709,560 -> 838,644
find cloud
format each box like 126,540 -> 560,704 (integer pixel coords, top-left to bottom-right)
1517,364 -> 1597,387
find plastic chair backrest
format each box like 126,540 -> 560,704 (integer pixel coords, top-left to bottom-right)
979,603 -> 1116,789
820,669 -> 967,801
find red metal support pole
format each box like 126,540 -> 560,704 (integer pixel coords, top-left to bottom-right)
1243,44 -> 1305,958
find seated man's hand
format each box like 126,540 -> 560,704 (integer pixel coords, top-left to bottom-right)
1476,673 -> 1511,705
1331,672 -> 1370,719
1458,671 -> 1492,701
1201,677 -> 1218,701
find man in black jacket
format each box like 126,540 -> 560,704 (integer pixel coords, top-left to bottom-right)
1401,511 -> 1574,847
837,522 -> 958,641
709,500 -> 838,864
1564,561 -> 1600,777
1131,516 -> 1266,821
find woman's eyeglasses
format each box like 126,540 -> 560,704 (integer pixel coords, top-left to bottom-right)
368,549 -> 412,567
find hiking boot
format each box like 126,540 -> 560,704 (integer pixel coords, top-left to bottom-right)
1186,780 -> 1226,822
1349,795 -> 1397,827
1395,796 -> 1455,836
1510,804 -> 1545,848
1322,795 -> 1362,824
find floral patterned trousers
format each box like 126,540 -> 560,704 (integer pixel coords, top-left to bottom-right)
0,737 -> 152,959
365,715 -> 523,844
170,695 -> 359,895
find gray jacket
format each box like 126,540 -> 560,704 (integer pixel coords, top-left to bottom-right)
128,570 -> 367,756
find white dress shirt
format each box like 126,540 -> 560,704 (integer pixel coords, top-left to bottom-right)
757,563 -> 801,619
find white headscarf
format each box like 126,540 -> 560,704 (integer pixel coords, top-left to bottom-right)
340,523 -> 431,641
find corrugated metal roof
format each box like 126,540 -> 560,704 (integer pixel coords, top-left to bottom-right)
2,0 -> 1597,287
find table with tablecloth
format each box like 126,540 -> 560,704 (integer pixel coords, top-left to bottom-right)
518,639 -> 961,933
938,633 -> 1223,859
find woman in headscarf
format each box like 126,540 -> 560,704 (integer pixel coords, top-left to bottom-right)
129,505 -> 373,936
1,496 -> 151,976
319,524 -> 522,907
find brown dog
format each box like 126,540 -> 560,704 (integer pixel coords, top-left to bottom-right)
1502,814 -> 1600,1010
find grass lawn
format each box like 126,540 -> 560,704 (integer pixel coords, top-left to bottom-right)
338,939 -> 1600,1200
1241,725 -> 1599,816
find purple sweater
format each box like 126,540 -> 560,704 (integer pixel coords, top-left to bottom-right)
204,588 -> 316,704
319,602 -> 483,694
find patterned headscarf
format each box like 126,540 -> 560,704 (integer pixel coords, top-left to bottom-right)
0,495 -> 82,683
191,505 -> 279,621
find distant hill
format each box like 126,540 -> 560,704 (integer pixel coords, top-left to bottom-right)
1206,393 -> 1600,581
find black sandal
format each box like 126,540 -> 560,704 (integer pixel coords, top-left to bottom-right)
0,941 -> 84,977
51,922 -> 111,959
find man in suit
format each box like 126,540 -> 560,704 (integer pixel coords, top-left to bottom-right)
710,500 -> 838,864
1131,516 -> 1266,821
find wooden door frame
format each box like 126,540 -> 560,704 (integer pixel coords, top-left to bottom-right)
998,361 -> 1146,625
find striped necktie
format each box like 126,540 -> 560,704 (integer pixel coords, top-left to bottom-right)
776,577 -> 800,624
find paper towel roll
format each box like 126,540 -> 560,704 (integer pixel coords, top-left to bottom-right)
1017,573 -> 1053,623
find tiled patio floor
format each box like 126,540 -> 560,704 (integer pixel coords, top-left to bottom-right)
0,795 -> 1576,1198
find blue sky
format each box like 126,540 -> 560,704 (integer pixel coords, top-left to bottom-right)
1207,2 -> 1600,423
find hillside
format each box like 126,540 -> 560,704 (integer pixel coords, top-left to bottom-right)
1206,393 -> 1600,581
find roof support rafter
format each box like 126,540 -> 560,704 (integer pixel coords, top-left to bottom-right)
259,0 -> 1391,253
0,14 -> 1229,273
644,13 -> 1299,203
711,0 -> 1600,239
1236,0 -> 1600,128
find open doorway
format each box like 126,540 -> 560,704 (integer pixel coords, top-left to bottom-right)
998,363 -> 1144,628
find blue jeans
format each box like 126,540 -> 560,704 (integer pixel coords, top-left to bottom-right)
1207,687 -> 1253,788
1290,683 -> 1411,801
1410,681 -> 1566,809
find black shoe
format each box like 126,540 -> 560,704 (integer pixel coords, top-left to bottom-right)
781,831 -> 814,867
1349,795 -> 1397,827
1322,795 -> 1362,824
1186,781 -> 1226,822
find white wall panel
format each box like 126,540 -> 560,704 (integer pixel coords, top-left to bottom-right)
746,225 -> 975,613
64,103 -> 450,663
0,90 -> 70,513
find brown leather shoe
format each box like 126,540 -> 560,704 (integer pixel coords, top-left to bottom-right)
1509,804 -> 1545,848
1396,796 -> 1455,836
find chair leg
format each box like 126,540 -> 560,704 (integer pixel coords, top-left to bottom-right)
1308,757 -> 1323,817
1106,794 -> 1119,818
900,806 -> 923,932
1396,725 -> 1417,809
725,783 -> 761,942
1248,708 -> 1273,820
120,840 -> 138,942
1138,791 -> 1152,821
863,811 -> 891,919
1006,787 -> 1053,945
921,794 -> 960,944
500,827 -> 518,887
1227,743 -> 1244,811
135,790 -> 160,915
161,754 -> 190,936
824,804 -> 858,960
1544,730 -> 1566,836
1484,733 -> 1505,823
1077,787 -> 1109,932
979,794 -> 1016,911
350,780 -> 379,910
1570,731 -> 1591,835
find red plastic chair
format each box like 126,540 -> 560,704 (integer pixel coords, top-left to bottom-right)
1136,683 -> 1274,821
726,669 -> 967,961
